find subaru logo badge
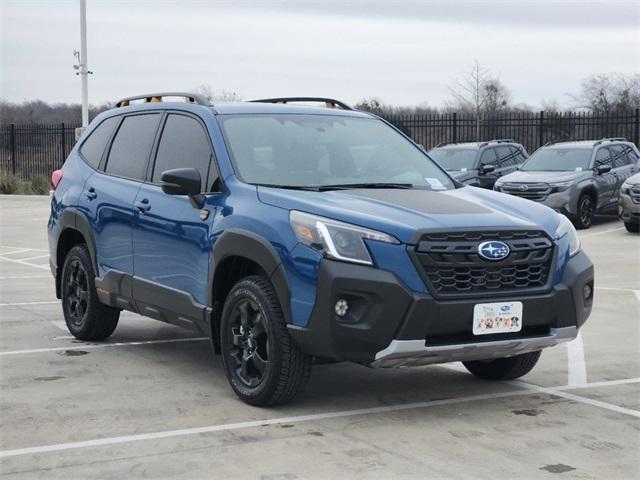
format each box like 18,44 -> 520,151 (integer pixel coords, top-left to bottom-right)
518,184 -> 529,192
478,241 -> 510,261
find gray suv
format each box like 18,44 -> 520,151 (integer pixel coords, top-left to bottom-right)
495,138 -> 640,229
429,139 -> 528,189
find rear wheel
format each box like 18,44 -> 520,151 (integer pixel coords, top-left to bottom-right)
61,245 -> 120,341
573,193 -> 595,229
220,276 -> 312,406
624,221 -> 640,233
463,351 -> 541,381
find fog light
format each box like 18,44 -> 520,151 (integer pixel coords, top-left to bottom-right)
334,299 -> 349,317
583,283 -> 592,300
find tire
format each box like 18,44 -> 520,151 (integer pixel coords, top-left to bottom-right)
624,221 -> 640,233
61,244 -> 120,341
573,193 -> 595,229
220,276 -> 312,406
462,350 -> 541,381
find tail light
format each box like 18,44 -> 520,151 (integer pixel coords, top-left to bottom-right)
51,170 -> 64,191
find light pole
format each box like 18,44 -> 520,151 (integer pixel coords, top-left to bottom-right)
75,0 -> 91,130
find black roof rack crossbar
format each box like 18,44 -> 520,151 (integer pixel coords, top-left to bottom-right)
487,138 -> 516,144
115,92 -> 210,108
249,97 -> 353,110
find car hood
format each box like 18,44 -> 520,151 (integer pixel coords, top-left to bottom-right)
499,170 -> 590,184
624,172 -> 640,185
257,186 -> 560,244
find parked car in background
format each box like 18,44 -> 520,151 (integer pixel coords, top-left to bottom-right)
495,138 -> 640,229
428,139 -> 528,189
619,172 -> 640,233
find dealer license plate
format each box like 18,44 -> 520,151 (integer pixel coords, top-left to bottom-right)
472,301 -> 523,335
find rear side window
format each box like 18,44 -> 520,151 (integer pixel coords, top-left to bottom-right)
105,114 -> 161,180
610,145 -> 631,168
80,116 -> 120,169
594,147 -> 612,168
480,148 -> 498,166
624,145 -> 639,165
152,114 -> 214,191
511,145 -> 527,163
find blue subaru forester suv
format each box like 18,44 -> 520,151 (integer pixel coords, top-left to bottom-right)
48,93 -> 594,406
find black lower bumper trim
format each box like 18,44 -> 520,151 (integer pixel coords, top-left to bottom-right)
289,251 -> 594,365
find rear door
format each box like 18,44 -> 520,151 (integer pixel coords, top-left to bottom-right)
592,146 -> 617,209
81,113 -> 161,278
131,112 -> 221,319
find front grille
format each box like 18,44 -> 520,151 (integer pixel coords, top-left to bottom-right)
500,183 -> 551,201
411,230 -> 554,299
630,186 -> 640,204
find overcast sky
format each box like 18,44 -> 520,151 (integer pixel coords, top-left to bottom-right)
1,0 -> 638,108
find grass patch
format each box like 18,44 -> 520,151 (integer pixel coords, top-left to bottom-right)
0,175 -> 50,195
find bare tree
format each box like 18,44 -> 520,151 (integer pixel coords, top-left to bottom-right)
449,61 -> 511,140
194,85 -> 241,103
571,73 -> 640,114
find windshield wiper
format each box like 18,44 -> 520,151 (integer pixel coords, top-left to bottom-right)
316,182 -> 414,191
252,183 -> 321,191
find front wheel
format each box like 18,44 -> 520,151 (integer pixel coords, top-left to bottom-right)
624,221 -> 640,233
573,193 -> 595,229
220,276 -> 312,406
462,351 -> 541,381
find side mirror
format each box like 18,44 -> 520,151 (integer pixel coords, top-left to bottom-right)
596,164 -> 612,175
480,164 -> 496,175
160,168 -> 204,208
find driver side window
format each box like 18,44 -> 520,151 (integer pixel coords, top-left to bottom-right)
480,149 -> 498,166
594,147 -> 612,168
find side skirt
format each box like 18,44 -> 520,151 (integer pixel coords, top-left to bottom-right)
95,270 -> 211,335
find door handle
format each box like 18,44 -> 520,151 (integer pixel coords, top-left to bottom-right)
86,187 -> 97,200
135,199 -> 151,213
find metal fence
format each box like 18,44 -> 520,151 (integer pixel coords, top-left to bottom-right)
1,110 -> 639,180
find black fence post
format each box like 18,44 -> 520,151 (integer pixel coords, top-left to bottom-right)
452,112 -> 457,143
61,122 -> 66,165
538,111 -> 544,147
635,108 -> 639,147
10,124 -> 16,175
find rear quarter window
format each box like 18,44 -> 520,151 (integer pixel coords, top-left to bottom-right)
79,116 -> 120,169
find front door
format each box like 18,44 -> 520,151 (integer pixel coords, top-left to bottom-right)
592,147 -> 617,209
131,113 -> 221,325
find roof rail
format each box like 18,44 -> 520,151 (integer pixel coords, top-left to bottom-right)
115,92 -> 210,108
249,97 -> 353,110
593,137 -> 628,146
487,138 -> 516,144
543,137 -> 575,147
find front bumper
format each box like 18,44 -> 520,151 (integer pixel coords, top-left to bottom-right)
289,250 -> 594,366
619,194 -> 640,223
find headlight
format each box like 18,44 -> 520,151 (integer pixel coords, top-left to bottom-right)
555,214 -> 580,257
290,211 -> 399,265
548,181 -> 572,193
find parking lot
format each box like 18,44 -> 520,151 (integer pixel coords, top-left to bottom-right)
0,194 -> 638,479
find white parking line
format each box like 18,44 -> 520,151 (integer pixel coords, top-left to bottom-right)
0,256 -> 49,270
0,249 -> 31,256
579,226 -> 625,238
0,301 -> 58,307
0,275 -> 51,280
0,337 -> 208,356
18,254 -> 50,261
0,245 -> 48,252
0,377 -> 637,459
50,320 -> 68,331
566,331 -> 587,387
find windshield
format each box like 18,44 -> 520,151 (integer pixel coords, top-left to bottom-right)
522,148 -> 592,172
219,115 -> 455,190
429,148 -> 477,170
